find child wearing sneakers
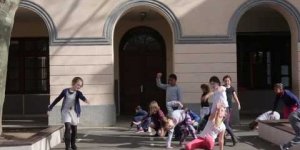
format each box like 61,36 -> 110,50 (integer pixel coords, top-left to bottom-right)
131,106 -> 150,133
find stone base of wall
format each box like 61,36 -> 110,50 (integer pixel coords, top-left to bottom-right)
48,104 -> 116,127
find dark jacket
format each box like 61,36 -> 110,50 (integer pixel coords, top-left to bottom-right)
135,109 -> 148,117
49,88 -> 87,117
272,90 -> 300,111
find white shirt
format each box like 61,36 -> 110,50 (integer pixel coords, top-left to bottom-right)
256,111 -> 280,122
62,90 -> 76,111
211,86 -> 228,113
199,120 -> 226,141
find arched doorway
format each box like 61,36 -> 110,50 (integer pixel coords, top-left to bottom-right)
236,6 -> 292,114
113,6 -> 173,115
119,26 -> 166,115
4,7 -> 49,124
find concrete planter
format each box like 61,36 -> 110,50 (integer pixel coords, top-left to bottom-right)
0,126 -> 63,150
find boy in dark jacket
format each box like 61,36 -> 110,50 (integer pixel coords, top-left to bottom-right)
271,83 -> 300,119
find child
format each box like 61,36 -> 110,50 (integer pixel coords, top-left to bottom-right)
223,75 -> 241,126
209,76 -> 239,146
271,83 -> 300,119
280,108 -> 300,150
200,84 -> 211,119
161,109 -> 187,148
156,72 -> 182,114
184,102 -> 226,150
188,109 -> 201,128
131,106 -> 150,133
249,110 -> 280,131
48,77 -> 89,150
185,109 -> 198,139
134,101 -> 166,137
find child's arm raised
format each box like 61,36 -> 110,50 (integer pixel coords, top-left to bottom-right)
209,102 -> 221,121
177,87 -> 183,102
156,73 -> 168,89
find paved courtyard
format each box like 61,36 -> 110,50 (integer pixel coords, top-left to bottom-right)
53,124 -> 280,150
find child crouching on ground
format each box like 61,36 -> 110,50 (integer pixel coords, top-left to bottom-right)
131,106 -> 150,133
133,101 -> 166,137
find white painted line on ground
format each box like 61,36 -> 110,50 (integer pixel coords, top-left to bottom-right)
77,138 -> 94,142
149,127 -> 155,147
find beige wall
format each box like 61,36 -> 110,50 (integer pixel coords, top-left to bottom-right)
49,45 -> 114,106
113,16 -> 173,80
22,0 -> 300,113
174,44 -> 237,104
25,0 -> 300,37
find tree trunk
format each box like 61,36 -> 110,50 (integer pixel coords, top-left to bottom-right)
0,0 -> 20,135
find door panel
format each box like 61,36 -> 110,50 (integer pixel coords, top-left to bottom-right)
120,27 -> 166,115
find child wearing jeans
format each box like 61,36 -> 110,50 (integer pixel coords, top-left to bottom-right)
48,77 -> 90,150
184,102 -> 226,150
134,101 -> 166,137
156,72 -> 182,114
131,106 -> 150,133
280,108 -> 300,150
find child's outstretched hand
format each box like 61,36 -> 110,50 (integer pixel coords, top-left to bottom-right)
85,99 -> 90,104
157,72 -> 162,78
177,102 -> 183,108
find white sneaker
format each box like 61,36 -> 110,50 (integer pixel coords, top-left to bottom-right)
280,144 -> 289,150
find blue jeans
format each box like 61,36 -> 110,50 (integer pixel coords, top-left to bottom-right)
134,116 -> 151,130
225,108 -> 238,142
284,110 -> 300,149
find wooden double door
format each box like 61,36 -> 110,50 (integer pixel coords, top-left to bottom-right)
119,26 -> 166,115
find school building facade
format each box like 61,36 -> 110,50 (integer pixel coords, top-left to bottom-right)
4,0 -> 300,126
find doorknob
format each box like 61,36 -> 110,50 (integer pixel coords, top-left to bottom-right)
140,85 -> 143,93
